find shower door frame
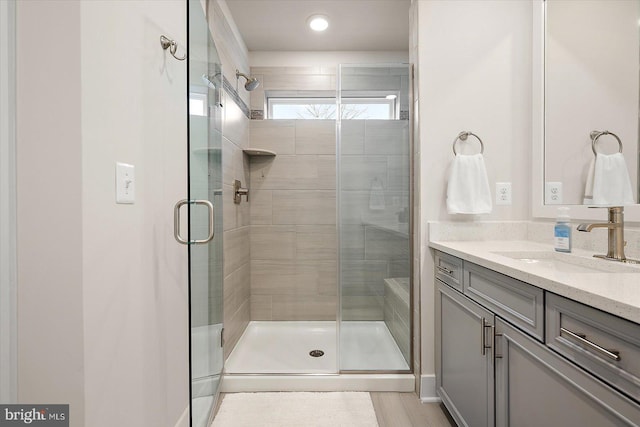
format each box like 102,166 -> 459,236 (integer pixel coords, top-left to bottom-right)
336,62 -> 415,375
186,0 -> 225,425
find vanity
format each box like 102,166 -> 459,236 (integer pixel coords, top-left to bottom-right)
431,240 -> 640,426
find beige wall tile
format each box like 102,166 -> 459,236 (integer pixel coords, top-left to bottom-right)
250,78 -> 265,111
251,260 -> 336,297
340,120 -> 365,155
249,189 -> 272,225
296,225 -> 337,260
222,137 -> 235,186
251,154 -> 335,191
342,296 -> 384,321
271,295 -> 337,321
295,120 -> 335,154
224,299 -> 250,360
250,225 -> 296,260
364,225 -> 410,260
249,120 -> 295,154
364,120 -> 409,155
272,190 -> 336,225
341,260 -> 388,297
250,295 -> 272,320
223,226 -> 250,276
223,91 -> 249,148
340,156 -> 387,191
251,155 -> 318,190
223,184 -> 237,231
224,262 -> 250,318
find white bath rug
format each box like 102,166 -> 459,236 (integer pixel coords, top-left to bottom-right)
211,392 -> 379,427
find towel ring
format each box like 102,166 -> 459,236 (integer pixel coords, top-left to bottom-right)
590,130 -> 623,156
452,131 -> 484,155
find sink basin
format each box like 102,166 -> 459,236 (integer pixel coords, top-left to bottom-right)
493,251 -> 640,274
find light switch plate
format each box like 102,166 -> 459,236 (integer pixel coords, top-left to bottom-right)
496,182 -> 512,205
116,162 -> 135,204
545,182 -> 563,204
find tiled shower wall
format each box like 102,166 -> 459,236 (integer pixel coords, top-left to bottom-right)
209,0 -> 251,358
248,119 -> 338,320
340,119 -> 410,322
248,65 -> 412,329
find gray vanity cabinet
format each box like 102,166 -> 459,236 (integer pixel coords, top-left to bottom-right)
436,280 -> 495,427
495,318 -> 640,426
433,250 -> 640,426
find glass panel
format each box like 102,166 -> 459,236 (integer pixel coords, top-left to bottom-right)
338,64 -> 412,371
188,1 -> 224,426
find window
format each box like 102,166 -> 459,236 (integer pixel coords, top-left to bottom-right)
189,93 -> 207,117
267,92 -> 398,120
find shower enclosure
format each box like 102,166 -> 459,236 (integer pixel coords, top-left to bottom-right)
186,1 -> 224,426
223,63 -> 413,386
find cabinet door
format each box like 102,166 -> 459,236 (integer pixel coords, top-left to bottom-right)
495,319 -> 640,427
436,280 -> 495,427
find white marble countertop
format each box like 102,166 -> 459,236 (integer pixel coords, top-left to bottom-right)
429,240 -> 640,324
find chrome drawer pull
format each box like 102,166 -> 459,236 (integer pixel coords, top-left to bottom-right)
437,265 -> 454,276
481,318 -> 493,356
560,327 -> 621,362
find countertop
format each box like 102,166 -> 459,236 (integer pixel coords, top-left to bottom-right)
429,240 -> 640,324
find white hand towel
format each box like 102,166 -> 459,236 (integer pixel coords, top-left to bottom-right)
583,157 -> 596,205
590,153 -> 635,206
446,153 -> 492,214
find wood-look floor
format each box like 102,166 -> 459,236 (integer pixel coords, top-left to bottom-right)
215,392 -> 456,427
371,392 -> 456,427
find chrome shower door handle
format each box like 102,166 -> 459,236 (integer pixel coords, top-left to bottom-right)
173,199 -> 215,245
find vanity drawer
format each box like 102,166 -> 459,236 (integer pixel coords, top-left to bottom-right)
547,293 -> 640,403
463,262 -> 544,341
435,251 -> 463,292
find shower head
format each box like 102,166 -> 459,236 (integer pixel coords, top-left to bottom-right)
236,69 -> 260,91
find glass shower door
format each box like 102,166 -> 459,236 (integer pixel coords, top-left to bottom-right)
338,64 -> 412,372
188,1 -> 224,426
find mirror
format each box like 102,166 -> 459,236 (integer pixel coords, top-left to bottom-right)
544,0 -> 639,205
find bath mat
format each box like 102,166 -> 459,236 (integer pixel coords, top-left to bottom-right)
211,392 -> 379,427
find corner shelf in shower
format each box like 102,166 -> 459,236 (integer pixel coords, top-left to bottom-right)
242,148 -> 276,157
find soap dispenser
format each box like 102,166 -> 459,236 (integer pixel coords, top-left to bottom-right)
554,207 -> 572,253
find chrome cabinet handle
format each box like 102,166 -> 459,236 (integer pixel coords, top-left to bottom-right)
560,327 -> 621,362
437,265 -> 454,276
481,318 -> 493,356
173,199 -> 215,245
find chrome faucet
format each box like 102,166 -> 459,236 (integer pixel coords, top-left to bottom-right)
577,206 -> 639,264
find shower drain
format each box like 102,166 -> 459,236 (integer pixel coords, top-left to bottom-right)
309,350 -> 325,357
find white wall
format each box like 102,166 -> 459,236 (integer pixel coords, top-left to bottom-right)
80,2 -> 189,426
416,0 -> 532,393
16,1 -> 189,426
0,0 -> 17,404
16,2 -> 86,424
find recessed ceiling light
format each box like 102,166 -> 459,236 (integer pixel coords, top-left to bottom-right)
308,15 -> 329,32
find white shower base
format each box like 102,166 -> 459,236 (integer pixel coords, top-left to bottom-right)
222,321 -> 414,392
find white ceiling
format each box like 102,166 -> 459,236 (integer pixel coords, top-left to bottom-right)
224,0 -> 411,52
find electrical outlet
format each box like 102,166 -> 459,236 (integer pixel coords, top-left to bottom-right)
545,182 -> 563,204
496,182 -> 512,205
